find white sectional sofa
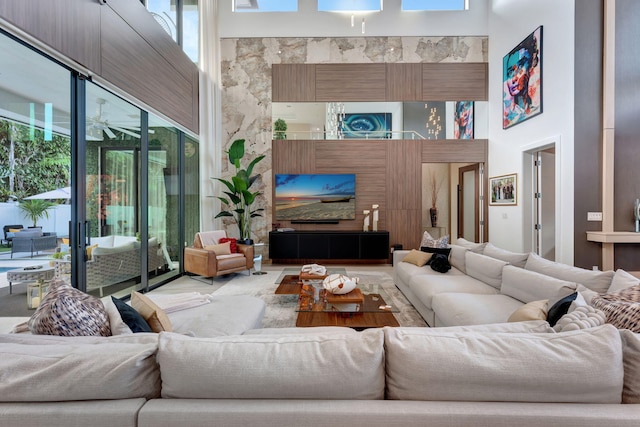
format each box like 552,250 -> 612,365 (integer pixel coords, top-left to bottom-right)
1,323 -> 639,427
393,239 -> 633,327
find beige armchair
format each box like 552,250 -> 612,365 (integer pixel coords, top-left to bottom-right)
184,231 -> 254,280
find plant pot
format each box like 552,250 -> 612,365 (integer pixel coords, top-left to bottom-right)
236,238 -> 254,245
429,207 -> 438,227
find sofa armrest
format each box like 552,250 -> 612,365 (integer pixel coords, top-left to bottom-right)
184,246 -> 219,277
237,244 -> 255,269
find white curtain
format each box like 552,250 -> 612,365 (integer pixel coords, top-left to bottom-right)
199,0 -> 222,231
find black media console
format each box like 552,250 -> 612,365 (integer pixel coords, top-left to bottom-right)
269,230 -> 390,264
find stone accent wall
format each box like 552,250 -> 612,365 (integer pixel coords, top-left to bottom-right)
219,36 -> 488,244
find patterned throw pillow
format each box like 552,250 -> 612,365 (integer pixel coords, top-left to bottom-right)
28,280 -> 111,336
420,231 -> 450,249
218,237 -> 238,253
592,284 -> 640,333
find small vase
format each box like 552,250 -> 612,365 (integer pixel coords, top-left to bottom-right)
429,207 -> 438,227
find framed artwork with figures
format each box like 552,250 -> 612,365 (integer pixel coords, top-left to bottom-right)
489,173 -> 517,206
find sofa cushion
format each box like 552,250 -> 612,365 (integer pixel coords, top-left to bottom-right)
448,244 -> 468,273
409,273 -> 498,311
384,325 -> 623,403
102,296 -> 133,335
0,338 -> 160,401
203,241 -> 231,255
508,300 -> 548,322
112,297 -> 153,333
131,292 -> 173,333
157,329 -> 385,400
609,269 -> 640,293
218,237 -> 238,253
592,285 -> 640,333
524,252 -> 614,293
420,231 -> 449,248
432,293 -> 523,326
620,329 -> 640,403
91,241 -> 137,256
482,243 -> 529,268
28,281 -> 111,337
547,292 -> 578,327
401,249 -> 433,266
454,237 -> 486,253
90,235 -> 114,247
167,295 -> 265,337
465,251 -> 508,289
500,265 -> 578,304
397,320 -> 553,334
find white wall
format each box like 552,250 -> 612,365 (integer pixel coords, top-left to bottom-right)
219,0 -> 489,38
487,0 -> 575,264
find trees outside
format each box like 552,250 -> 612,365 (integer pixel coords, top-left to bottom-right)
0,120 -> 71,201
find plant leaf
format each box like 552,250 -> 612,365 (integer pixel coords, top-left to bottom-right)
246,154 -> 265,177
228,139 -> 245,167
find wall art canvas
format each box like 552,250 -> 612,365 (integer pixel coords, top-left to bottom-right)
503,26 -> 542,129
489,173 -> 517,206
341,113 -> 391,138
454,101 -> 474,139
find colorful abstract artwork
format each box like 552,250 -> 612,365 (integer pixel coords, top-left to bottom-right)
341,113 -> 391,138
503,26 -> 543,129
454,101 -> 474,139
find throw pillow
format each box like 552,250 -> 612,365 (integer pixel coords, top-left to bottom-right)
591,284 -> 640,333
420,231 -> 450,249
203,241 -> 231,255
130,291 -> 173,332
608,269 -> 640,293
420,246 -> 451,264
546,292 -> 578,327
8,228 -> 21,232
218,237 -> 238,253
28,280 -> 111,336
552,306 -> 607,332
508,300 -> 548,322
111,297 -> 153,333
430,253 -> 451,273
102,297 -> 133,335
86,243 -> 98,260
402,249 -> 433,267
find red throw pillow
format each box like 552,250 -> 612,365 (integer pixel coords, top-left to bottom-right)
218,237 -> 238,253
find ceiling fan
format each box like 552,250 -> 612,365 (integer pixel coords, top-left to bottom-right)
87,98 -> 149,140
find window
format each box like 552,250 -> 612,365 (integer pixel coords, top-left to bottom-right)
318,0 -> 382,12
402,0 -> 468,11
233,0 -> 298,12
146,0 -> 199,63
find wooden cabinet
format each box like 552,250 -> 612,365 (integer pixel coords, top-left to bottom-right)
269,231 -> 390,263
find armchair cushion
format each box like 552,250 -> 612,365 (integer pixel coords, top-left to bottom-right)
218,237 -> 238,253
203,241 -> 231,255
195,231 -> 227,248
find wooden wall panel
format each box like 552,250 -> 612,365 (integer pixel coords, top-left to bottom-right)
421,140 -> 488,163
387,140 -> 422,210
422,63 -> 488,101
386,63 -> 422,101
272,64 -> 316,102
100,6 -> 196,133
0,0 -> 101,72
316,64 -> 386,101
272,138 -> 487,251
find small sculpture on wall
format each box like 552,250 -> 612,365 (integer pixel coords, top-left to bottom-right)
363,210 -> 370,232
372,204 -> 379,232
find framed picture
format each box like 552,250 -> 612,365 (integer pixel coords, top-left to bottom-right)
341,113 -> 392,138
489,173 -> 517,206
503,26 -> 543,129
454,101 -> 474,139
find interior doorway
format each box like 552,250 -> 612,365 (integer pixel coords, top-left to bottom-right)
458,164 -> 481,242
523,141 -> 557,260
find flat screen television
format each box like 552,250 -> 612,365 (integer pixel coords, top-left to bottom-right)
275,173 -> 356,221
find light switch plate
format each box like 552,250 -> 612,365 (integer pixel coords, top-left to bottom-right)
587,212 -> 603,221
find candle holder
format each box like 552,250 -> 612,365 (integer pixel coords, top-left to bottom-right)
372,204 -> 379,232
363,210 -> 370,232
634,199 -> 640,233
27,279 -> 49,309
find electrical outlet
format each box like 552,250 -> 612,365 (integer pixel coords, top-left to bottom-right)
587,212 -> 602,221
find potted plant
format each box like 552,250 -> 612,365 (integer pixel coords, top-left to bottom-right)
213,139 -> 265,244
18,199 -> 56,228
429,171 -> 443,227
273,118 -> 287,140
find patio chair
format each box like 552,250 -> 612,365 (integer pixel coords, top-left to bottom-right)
2,224 -> 24,246
11,230 -> 57,258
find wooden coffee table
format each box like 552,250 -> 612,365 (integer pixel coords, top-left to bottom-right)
295,282 -> 400,329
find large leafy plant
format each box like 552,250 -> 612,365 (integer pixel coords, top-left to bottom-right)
18,199 -> 56,227
214,139 -> 265,242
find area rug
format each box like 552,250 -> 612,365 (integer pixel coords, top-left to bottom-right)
212,268 -> 428,328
